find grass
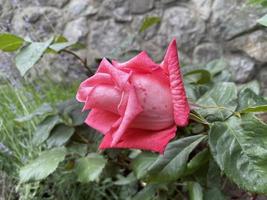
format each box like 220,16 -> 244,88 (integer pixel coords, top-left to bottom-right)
0,79 -> 79,199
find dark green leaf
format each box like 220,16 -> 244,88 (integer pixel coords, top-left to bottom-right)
209,115 -> 267,193
0,33 -> 24,52
114,173 -> 137,185
204,188 -> 226,200
139,16 -> 161,32
19,147 -> 66,182
33,115 -> 61,145
15,103 -> 55,122
187,181 -> 203,200
132,185 -> 158,200
131,152 -> 158,179
258,14 -> 267,26
146,135 -> 207,183
15,37 -> 54,76
185,148 -> 210,176
189,112 -> 210,125
75,153 -> 107,182
196,82 -> 238,122
238,88 -> 267,113
47,124 -> 75,148
184,69 -> 211,84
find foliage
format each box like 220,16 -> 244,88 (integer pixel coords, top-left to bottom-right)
1,29 -> 267,199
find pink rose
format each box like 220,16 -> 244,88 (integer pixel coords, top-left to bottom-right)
76,39 -> 190,153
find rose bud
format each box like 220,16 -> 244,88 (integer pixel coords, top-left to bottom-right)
76,39 -> 190,154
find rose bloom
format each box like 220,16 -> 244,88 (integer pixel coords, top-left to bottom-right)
76,39 -> 190,154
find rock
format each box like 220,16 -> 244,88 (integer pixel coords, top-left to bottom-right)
193,43 -> 222,64
66,0 -> 98,18
130,0 -> 154,14
131,9 -> 163,40
191,0 -> 212,20
259,67 -> 267,96
113,7 -> 132,22
11,7 -> 63,40
160,0 -> 177,4
227,30 -> 267,63
226,53 -> 256,83
159,6 -> 205,53
64,17 -> 88,41
88,19 -> 132,58
98,0 -> 126,19
37,0 -> 70,8
210,0 -> 267,40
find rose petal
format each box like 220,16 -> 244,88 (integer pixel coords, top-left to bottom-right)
99,125 -> 177,154
161,39 -> 190,127
76,73 -> 112,102
97,58 -> 131,89
85,109 -> 120,134
110,86 -> 143,146
83,84 -> 122,113
112,51 -> 159,73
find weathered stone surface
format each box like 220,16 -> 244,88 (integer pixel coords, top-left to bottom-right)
113,7 -> 132,22
160,0 -> 177,4
88,20 -> 131,58
64,17 -> 88,41
193,43 -> 222,64
11,7 -> 63,40
130,0 -> 154,14
66,0 -> 98,18
37,0 -> 70,8
259,67 -> 267,96
159,6 -> 205,52
210,0 -> 267,40
226,53 -> 256,83
227,30 -> 267,63
191,0 -> 212,20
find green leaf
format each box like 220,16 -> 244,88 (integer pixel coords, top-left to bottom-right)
146,135 -> 207,183
19,147 -> 66,183
114,173 -> 137,185
0,33 -> 24,52
185,148 -> 210,176
189,111 -> 210,125
15,103 -> 55,122
258,14 -> 267,26
238,80 -> 260,95
75,153 -> 107,182
205,59 -> 227,76
33,115 -> 61,145
46,124 -> 75,148
187,182 -> 203,200
139,16 -> 161,33
184,69 -> 211,84
132,152 -> 158,179
196,82 -> 238,122
49,41 -> 77,52
209,115 -> 267,193
204,188 -> 226,200
15,37 -> 54,76
238,88 -> 267,113
132,185 -> 158,200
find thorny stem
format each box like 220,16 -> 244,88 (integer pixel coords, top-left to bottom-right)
61,49 -> 94,76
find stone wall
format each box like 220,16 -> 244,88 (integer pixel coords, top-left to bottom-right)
0,0 -> 266,93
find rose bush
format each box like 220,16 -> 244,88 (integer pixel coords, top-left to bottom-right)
76,39 -> 190,153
